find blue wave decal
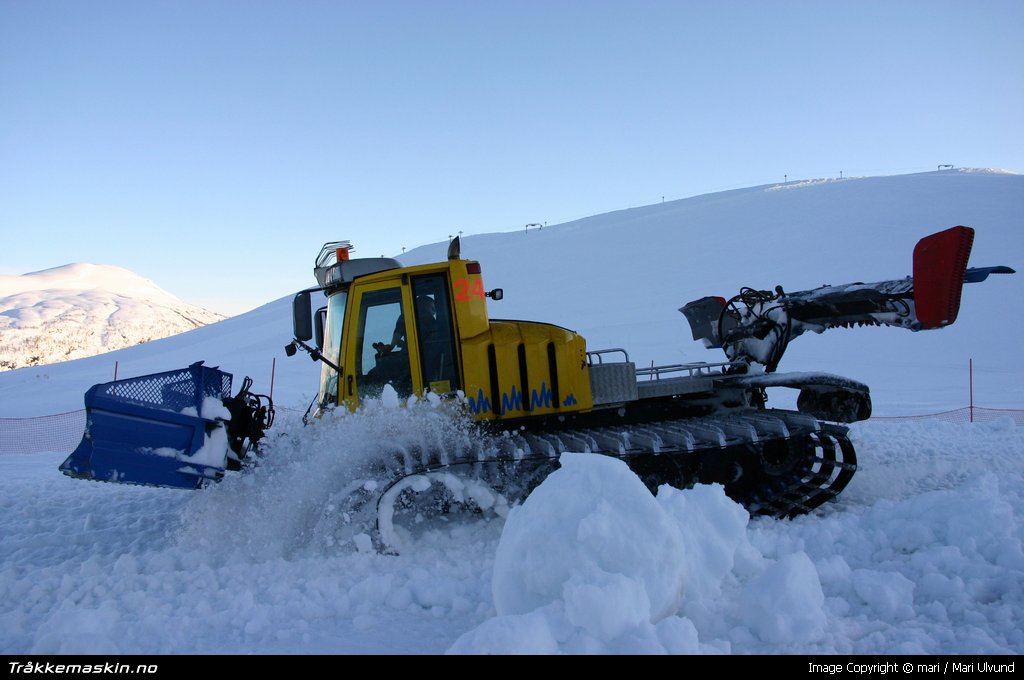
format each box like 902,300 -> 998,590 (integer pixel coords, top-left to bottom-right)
470,383 -> 573,416
501,384 -> 524,415
530,382 -> 553,411
467,388 -> 491,415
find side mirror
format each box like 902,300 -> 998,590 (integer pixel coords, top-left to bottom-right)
486,288 -> 504,301
314,307 -> 327,350
292,291 -> 313,341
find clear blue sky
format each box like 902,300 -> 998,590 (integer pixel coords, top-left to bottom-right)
2,0 -> 1021,314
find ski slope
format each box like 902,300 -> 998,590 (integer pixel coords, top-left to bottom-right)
0,169 -> 1021,654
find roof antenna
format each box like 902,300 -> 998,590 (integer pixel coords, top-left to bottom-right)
447,235 -> 461,260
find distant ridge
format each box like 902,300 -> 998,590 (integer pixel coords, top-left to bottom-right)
0,263 -> 224,371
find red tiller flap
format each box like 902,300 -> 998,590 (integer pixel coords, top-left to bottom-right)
913,225 -> 974,329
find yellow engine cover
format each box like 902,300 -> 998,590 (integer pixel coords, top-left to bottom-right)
460,320 -> 593,421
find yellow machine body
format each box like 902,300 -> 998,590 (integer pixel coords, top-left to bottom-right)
317,257 -> 593,421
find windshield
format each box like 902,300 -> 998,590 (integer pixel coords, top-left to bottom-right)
318,290 -> 348,407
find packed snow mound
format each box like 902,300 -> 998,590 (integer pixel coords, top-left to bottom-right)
491,453 -> 687,623
0,263 -> 224,371
452,454 -> 761,654
450,421 -> 1024,654
738,552 -> 827,644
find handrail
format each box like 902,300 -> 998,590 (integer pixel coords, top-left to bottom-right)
635,360 -> 743,381
587,348 -> 630,365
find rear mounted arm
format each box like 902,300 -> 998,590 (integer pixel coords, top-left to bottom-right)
682,226 -> 1014,372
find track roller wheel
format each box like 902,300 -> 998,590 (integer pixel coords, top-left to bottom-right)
377,471 -> 511,552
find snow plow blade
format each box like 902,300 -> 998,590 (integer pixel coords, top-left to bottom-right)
59,362 -> 235,489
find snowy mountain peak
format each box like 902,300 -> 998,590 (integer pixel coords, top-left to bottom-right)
0,263 -> 225,371
0,263 -> 178,303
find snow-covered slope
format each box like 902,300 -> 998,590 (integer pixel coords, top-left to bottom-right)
402,168 -> 1023,414
0,168 -> 1019,418
0,169 -> 1022,655
0,263 -> 224,371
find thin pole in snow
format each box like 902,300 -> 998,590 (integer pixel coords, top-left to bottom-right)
969,358 -> 974,423
114,361 -> 118,381
270,357 -> 277,401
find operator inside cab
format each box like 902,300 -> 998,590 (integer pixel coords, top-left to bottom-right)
389,296 -> 437,352
365,295 -> 438,398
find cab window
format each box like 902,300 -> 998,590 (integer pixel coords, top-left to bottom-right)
318,291 -> 347,406
355,287 -> 411,399
411,274 -> 459,394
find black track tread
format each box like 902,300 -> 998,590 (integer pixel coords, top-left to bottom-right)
370,409 -> 858,529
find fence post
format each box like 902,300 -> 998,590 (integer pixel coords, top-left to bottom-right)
270,357 -> 276,401
969,358 -> 974,423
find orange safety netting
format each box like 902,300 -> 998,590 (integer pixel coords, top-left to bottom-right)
1,406 -> 1021,455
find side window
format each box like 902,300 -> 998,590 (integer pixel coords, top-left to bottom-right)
411,274 -> 459,394
318,291 -> 348,407
355,287 -> 411,399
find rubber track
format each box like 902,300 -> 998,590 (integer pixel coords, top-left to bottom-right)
373,409 -> 858,523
